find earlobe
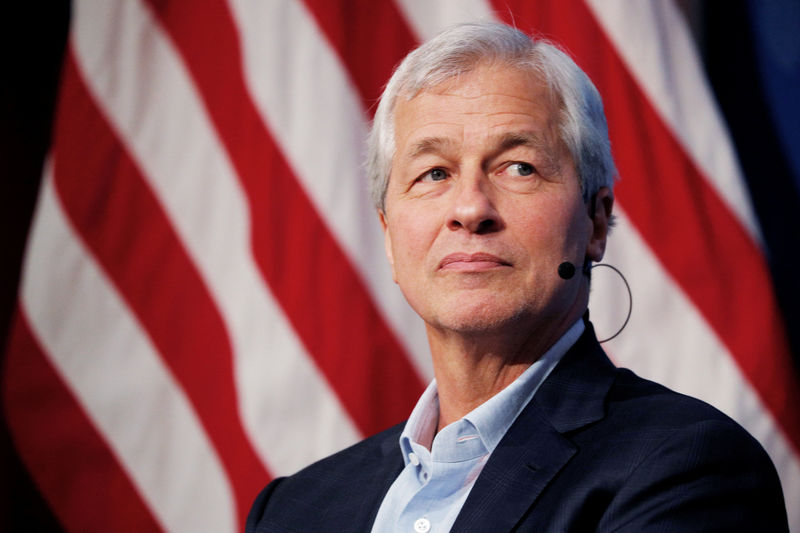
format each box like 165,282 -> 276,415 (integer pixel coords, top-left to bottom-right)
379,210 -> 398,283
585,187 -> 614,262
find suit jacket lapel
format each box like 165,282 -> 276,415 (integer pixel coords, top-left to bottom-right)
451,324 -> 617,532
324,424 -> 405,530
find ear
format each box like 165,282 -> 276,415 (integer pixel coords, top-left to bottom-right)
585,187 -> 614,262
378,210 -> 398,283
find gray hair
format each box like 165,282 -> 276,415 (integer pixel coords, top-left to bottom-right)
366,22 -> 616,211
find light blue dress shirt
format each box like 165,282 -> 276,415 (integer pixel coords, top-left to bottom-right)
371,320 -> 584,533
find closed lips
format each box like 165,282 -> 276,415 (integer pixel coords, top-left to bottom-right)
439,253 -> 511,269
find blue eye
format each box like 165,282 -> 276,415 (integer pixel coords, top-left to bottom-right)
422,168 -> 447,182
510,162 -> 535,176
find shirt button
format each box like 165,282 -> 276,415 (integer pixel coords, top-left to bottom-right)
408,452 -> 420,466
414,517 -> 431,533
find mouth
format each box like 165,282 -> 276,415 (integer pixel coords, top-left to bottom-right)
439,252 -> 512,272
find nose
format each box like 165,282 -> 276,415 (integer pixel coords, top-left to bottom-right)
446,173 -> 502,234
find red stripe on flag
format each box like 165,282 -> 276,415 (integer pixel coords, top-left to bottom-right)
493,0 -> 800,452
302,0 -> 418,110
52,52 -> 269,525
144,0 -> 425,435
3,308 -> 164,532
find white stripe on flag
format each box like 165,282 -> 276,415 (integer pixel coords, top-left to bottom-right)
21,167 -> 237,533
585,0 -> 762,242
591,208 -> 800,526
227,0 -> 432,378
70,0 -> 363,475
395,0 -> 496,41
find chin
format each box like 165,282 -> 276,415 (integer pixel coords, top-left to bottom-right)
430,298 -> 536,335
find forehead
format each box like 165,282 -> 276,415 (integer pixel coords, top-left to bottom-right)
393,62 -> 561,154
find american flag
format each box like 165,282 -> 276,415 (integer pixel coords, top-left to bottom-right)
3,1 -> 798,531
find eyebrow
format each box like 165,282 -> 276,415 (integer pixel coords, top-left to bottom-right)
408,131 -> 549,158
403,130 -> 560,176
407,136 -> 457,159
493,131 -> 549,153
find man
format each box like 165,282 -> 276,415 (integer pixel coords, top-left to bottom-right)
247,22 -> 787,532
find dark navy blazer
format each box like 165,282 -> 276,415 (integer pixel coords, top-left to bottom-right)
246,324 -> 788,532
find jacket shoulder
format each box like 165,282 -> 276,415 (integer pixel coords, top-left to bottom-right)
523,330 -> 788,531
587,368 -> 788,531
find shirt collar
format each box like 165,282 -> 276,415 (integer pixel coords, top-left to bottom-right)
399,319 -> 584,462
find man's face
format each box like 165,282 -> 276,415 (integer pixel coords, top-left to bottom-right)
381,62 -> 609,337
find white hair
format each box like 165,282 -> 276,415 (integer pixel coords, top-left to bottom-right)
366,22 -> 617,211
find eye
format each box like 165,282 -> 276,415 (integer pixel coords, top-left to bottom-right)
420,167 -> 448,182
507,162 -> 536,177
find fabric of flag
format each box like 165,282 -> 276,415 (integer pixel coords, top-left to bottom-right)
3,1 -> 798,531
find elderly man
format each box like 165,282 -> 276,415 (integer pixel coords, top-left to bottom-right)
247,22 -> 787,532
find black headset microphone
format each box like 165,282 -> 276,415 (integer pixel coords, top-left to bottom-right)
554,195 -> 632,341
557,261 -> 577,280
556,260 -> 592,280
557,260 -> 633,343
557,260 -> 593,280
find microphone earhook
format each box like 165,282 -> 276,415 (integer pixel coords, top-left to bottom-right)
557,260 -> 632,343
589,263 -> 633,343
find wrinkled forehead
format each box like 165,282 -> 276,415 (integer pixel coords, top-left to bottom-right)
392,61 -> 565,149
391,63 -> 569,161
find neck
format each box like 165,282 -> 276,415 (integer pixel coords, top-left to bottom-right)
428,301 -> 586,432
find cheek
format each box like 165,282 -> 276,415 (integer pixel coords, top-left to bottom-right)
388,212 -> 432,270
511,199 -> 585,259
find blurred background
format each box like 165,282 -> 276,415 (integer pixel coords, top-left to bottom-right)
2,1 -> 799,531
